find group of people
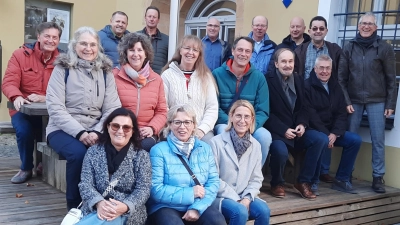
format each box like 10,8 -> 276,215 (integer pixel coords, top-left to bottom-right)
2,4 -> 396,225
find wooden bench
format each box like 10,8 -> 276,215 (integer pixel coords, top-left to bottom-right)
0,121 -> 15,134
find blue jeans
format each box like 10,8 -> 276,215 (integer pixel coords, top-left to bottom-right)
320,131 -> 361,181
348,103 -> 385,177
221,198 -> 270,225
215,124 -> 272,165
11,112 -> 42,171
48,130 -> 87,208
148,206 -> 226,225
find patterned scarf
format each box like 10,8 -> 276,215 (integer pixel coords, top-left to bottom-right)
123,61 -> 150,86
229,127 -> 251,161
169,132 -> 195,158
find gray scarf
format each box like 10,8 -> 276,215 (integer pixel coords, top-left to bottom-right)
169,132 -> 195,158
229,128 -> 251,161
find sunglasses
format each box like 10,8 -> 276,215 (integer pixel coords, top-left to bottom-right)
311,26 -> 326,32
109,123 -> 133,133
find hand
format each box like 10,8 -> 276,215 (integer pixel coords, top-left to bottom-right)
27,94 -> 45,103
107,199 -> 128,220
240,198 -> 251,212
195,129 -> 205,139
295,124 -> 305,137
13,96 -> 31,111
139,127 -> 153,139
96,200 -> 116,221
182,209 -> 200,222
384,109 -> 394,118
347,105 -> 355,114
193,185 -> 205,198
328,133 -> 337,148
88,132 -> 99,145
79,132 -> 95,146
285,128 -> 297,140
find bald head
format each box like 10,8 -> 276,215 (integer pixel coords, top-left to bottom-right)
289,16 -> 306,42
251,15 -> 268,42
206,17 -> 221,41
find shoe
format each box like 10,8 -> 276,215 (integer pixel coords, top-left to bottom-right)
311,183 -> 320,196
294,183 -> 316,200
372,177 -> 386,193
332,180 -> 357,194
319,174 -> 334,183
36,162 -> 43,176
11,170 -> 32,184
271,185 -> 285,198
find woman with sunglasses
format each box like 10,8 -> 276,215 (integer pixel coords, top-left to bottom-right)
77,107 -> 151,225
161,35 -> 218,144
147,104 -> 226,225
114,33 -> 167,151
209,100 -> 270,225
46,26 -> 121,210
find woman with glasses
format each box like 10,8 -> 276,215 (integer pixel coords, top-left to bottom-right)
147,104 -> 226,225
46,26 -> 121,210
209,100 -> 270,225
113,32 -> 167,152
161,35 -> 218,144
77,108 -> 151,225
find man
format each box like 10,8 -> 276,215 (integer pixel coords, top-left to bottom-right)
248,15 -> 276,75
2,22 -> 62,184
98,11 -> 129,67
294,16 -> 342,81
305,55 -> 361,194
138,6 -> 169,74
213,36 -> 272,166
338,12 -> 396,193
202,17 -> 232,71
265,48 -> 327,200
266,17 -> 311,76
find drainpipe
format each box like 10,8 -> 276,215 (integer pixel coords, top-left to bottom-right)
168,0 -> 180,60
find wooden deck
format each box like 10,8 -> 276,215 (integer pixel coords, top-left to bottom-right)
1,157 -> 400,225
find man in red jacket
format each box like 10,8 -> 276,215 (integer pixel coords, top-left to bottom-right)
2,22 -> 62,184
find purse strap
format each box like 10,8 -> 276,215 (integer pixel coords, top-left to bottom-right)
102,152 -> 133,197
226,75 -> 250,112
177,155 -> 201,186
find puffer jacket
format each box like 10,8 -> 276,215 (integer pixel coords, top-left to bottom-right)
338,38 -> 397,109
46,54 -> 121,138
137,28 -> 169,74
248,32 -> 276,75
147,136 -> 219,216
113,66 -> 167,135
98,25 -> 129,67
79,143 -> 151,225
2,42 -> 61,116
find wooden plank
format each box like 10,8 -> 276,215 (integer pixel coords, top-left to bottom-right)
0,208 -> 66,223
361,216 -> 400,225
7,101 -> 48,116
328,209 -> 400,225
6,216 -> 63,225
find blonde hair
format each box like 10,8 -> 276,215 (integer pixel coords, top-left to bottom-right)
163,104 -> 198,137
225,100 -> 256,134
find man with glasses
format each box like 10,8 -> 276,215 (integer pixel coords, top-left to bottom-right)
202,17 -> 232,71
338,12 -> 396,193
248,15 -> 276,75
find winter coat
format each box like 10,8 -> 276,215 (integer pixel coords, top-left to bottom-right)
137,28 -> 169,74
2,42 -> 61,116
79,143 -> 151,225
161,62 -> 218,134
248,32 -> 277,75
147,136 -> 220,216
209,131 -> 263,211
338,38 -> 397,109
98,25 -> 129,67
201,36 -> 232,71
304,70 -> 347,136
46,54 -> 121,138
113,66 -> 167,135
212,59 -> 270,130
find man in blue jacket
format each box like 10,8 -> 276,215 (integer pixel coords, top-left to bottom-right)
98,11 -> 129,67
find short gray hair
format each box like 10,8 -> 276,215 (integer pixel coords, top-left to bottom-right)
359,12 -> 377,25
314,54 -> 332,66
163,104 -> 198,137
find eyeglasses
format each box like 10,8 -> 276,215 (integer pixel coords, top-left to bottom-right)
359,22 -> 376,27
316,66 -> 331,71
233,114 -> 253,121
252,24 -> 267,28
207,24 -> 220,28
235,48 -> 252,54
109,123 -> 133,133
181,46 -> 200,53
311,26 -> 326,32
171,120 -> 193,127
78,41 -> 98,48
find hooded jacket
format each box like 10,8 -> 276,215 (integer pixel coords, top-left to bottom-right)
248,32 -> 277,75
98,25 -> 129,67
137,28 -> 169,74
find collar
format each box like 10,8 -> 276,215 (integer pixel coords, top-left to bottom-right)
311,40 -> 327,50
203,35 -> 221,43
226,58 -> 251,77
143,27 -> 161,39
276,69 -> 295,91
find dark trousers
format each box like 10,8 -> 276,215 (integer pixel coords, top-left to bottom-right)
48,130 -> 87,208
269,129 -> 328,186
148,207 -> 227,225
11,112 -> 42,171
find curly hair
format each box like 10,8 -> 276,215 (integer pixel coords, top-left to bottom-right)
117,32 -> 154,68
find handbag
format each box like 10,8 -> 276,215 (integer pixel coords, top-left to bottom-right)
177,155 -> 201,186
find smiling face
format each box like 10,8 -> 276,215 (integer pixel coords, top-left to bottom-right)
145,9 -> 160,29
358,15 -> 377,38
275,50 -> 294,77
107,115 -> 133,151
179,40 -> 200,70
206,18 -> 220,41
127,42 -> 146,71
171,112 -> 194,142
75,32 -> 99,61
230,106 -> 253,137
37,28 -> 61,53
232,39 -> 253,67
289,17 -> 306,40
251,16 -> 268,42
110,14 -> 128,37
308,20 -> 328,43
314,59 -> 332,83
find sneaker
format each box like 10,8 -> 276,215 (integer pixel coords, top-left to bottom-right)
332,179 -> 357,194
311,183 -> 320,196
11,170 -> 32,184
372,177 -> 386,193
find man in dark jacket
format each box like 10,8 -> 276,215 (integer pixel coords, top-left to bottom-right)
338,12 -> 396,193
264,48 -> 327,200
202,17 -> 232,71
305,54 -> 361,194
137,6 -> 169,74
294,16 -> 342,81
98,11 -> 129,67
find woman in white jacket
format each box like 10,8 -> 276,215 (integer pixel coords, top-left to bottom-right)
161,35 -> 218,143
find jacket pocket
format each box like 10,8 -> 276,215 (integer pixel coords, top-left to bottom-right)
22,67 -> 41,92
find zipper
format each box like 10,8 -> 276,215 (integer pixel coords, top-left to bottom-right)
96,80 -> 99,96
136,86 -> 141,116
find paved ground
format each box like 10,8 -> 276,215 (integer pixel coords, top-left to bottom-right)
0,134 -> 19,158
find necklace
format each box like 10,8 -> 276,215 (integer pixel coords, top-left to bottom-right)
43,54 -> 52,63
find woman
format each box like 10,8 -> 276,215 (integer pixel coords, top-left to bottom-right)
78,108 -> 151,225
113,32 -> 167,151
161,35 -> 218,143
147,104 -> 226,225
209,100 -> 270,225
46,26 -> 121,210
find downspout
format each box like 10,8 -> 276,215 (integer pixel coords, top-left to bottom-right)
168,0 -> 180,60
